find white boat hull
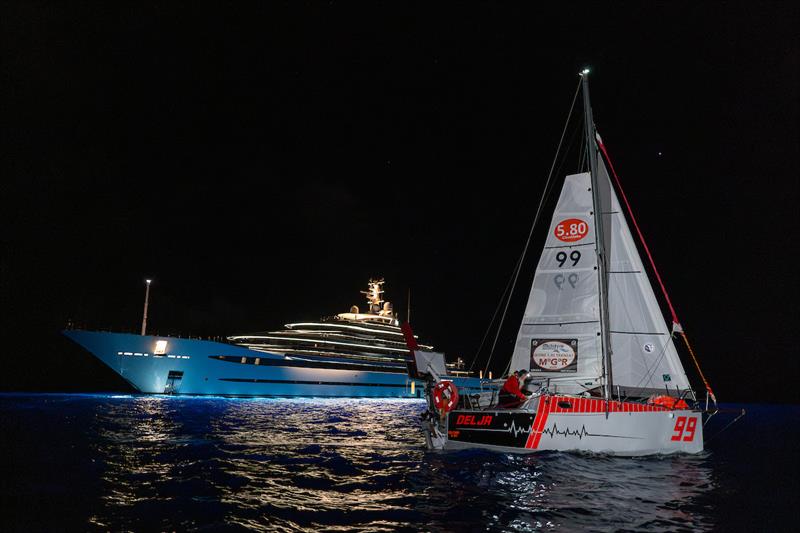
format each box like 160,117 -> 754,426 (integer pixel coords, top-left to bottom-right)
437,395 -> 703,456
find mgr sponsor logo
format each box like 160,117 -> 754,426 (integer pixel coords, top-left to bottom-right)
530,339 -> 578,373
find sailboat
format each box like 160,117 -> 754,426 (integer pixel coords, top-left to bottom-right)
404,70 -> 717,455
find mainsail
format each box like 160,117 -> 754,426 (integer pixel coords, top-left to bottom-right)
512,153 -> 691,397
511,171 -> 603,394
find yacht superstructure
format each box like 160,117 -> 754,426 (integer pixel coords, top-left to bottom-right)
228,279 -> 453,373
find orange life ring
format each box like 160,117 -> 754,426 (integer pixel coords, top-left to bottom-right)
432,381 -> 459,413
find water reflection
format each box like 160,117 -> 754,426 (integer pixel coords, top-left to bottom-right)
410,447 -> 715,531
5,395 -> 791,531
84,396 -> 715,531
88,397 -> 426,531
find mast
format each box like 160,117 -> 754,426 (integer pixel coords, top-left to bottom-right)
141,278 -> 152,336
581,70 -> 614,401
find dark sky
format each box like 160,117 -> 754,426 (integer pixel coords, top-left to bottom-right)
2,2 -> 798,402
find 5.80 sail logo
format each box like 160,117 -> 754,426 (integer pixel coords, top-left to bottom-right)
554,218 -> 589,242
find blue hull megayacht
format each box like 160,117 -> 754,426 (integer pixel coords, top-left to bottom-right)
65,279 -> 489,397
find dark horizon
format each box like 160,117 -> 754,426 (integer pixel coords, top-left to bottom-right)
2,2 -> 798,403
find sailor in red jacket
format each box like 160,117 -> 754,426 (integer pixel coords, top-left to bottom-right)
499,369 -> 530,408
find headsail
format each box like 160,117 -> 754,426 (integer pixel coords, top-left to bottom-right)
598,155 -> 692,395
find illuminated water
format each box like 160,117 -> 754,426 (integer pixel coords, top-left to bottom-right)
0,394 -> 796,532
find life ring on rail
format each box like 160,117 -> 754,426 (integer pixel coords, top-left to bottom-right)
432,381 -> 459,413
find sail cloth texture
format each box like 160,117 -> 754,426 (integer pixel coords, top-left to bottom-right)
511,158 -> 691,396
511,172 -> 604,394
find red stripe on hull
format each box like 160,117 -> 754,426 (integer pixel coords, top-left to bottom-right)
525,395 -> 673,449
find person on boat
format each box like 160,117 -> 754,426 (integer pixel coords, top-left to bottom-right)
498,369 -> 530,408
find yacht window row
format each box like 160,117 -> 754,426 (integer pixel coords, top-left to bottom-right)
240,344 -> 408,363
116,351 -> 190,359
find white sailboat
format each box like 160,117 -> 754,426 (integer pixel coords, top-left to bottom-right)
404,70 -> 717,456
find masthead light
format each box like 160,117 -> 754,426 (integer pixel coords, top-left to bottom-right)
581,68 -> 591,75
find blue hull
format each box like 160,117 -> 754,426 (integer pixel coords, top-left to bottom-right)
64,330 -> 490,397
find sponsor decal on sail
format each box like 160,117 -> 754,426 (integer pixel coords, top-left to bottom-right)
554,218 -> 589,242
530,339 -> 578,373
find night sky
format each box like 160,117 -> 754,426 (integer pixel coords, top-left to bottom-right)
2,2 -> 797,403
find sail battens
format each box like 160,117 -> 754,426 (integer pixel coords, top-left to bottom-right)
609,330 -> 667,336
522,321 -> 599,326
544,242 -> 596,250
609,270 -> 641,274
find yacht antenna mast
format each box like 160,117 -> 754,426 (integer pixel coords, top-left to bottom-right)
141,278 -> 152,336
581,69 -> 614,402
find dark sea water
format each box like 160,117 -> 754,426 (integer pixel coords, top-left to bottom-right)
1,394 -> 797,532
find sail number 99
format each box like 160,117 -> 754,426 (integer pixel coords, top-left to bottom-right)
670,416 -> 697,442
556,251 -> 581,267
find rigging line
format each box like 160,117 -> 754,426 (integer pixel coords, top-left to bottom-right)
679,331 -> 716,403
610,281 -> 674,393
486,77 -> 583,378
704,408 -> 746,443
631,332 -> 672,394
612,338 -> 667,396
578,117 -> 587,172
596,135 -> 716,403
548,119 -> 583,199
633,326 -> 695,395
471,253 -> 522,372
521,125 -> 583,266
